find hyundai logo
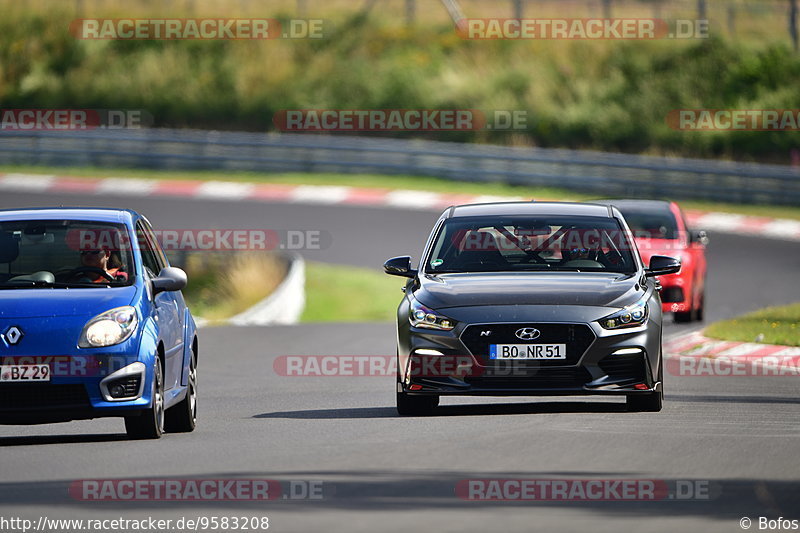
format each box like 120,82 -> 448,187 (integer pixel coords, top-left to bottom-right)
2,326 -> 24,346
515,327 -> 541,340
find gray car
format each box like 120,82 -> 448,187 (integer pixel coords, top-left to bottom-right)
384,201 -> 680,416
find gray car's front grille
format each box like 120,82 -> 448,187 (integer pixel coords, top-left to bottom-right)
460,323 -> 596,365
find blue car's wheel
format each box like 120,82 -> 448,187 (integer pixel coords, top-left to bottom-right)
165,350 -> 197,433
124,361 -> 164,439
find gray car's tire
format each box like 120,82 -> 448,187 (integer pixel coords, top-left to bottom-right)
125,361 -> 164,439
396,391 -> 438,416
626,390 -> 663,412
627,355 -> 663,412
165,350 -> 197,433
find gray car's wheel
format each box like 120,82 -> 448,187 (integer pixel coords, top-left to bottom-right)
627,355 -> 663,412
396,391 -> 438,416
165,350 -> 197,433
125,361 -> 164,439
626,390 -> 663,412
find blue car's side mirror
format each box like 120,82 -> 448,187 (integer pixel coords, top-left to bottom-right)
152,267 -> 187,294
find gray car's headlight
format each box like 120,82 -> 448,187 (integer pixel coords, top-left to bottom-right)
599,300 -> 648,330
409,296 -> 456,331
79,306 -> 138,348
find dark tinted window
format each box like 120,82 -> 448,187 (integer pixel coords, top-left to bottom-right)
136,221 -> 161,277
426,215 -> 638,274
0,220 -> 135,287
617,208 -> 679,239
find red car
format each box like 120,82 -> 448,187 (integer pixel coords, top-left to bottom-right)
595,200 -> 708,322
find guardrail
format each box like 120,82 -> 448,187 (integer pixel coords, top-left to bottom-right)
0,129 -> 798,205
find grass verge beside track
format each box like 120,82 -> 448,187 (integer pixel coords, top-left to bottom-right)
705,303 -> 800,347
178,253 -> 286,323
4,165 -> 800,221
302,262 -> 400,323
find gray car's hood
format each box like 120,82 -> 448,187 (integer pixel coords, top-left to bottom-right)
414,272 -> 644,309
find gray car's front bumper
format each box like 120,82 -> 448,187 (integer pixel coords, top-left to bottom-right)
397,304 -> 663,396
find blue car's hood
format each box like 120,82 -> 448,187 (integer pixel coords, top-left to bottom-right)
0,286 -> 138,319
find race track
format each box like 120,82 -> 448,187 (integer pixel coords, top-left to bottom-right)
0,190 -> 798,533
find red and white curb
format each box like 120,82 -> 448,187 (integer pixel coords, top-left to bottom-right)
664,330 -> 800,376
1,172 -> 800,241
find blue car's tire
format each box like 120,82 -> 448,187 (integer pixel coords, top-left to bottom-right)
125,362 -> 164,439
165,351 -> 197,433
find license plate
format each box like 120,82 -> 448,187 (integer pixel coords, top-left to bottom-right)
489,344 -> 567,360
0,364 -> 51,382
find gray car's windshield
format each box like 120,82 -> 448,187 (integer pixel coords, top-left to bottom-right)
426,215 -> 638,274
0,220 -> 136,288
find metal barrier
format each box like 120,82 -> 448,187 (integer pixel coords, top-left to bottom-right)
0,128 -> 798,205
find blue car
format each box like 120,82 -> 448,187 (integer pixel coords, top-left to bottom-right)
0,208 -> 198,439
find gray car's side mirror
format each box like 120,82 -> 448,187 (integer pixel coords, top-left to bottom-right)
384,256 -> 417,278
645,255 -> 681,277
152,267 -> 187,294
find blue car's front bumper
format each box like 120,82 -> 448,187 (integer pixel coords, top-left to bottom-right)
0,340 -> 156,424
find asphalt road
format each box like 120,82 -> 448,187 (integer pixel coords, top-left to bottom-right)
0,190 -> 799,533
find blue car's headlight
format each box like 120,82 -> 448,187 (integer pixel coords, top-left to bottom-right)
408,296 -> 456,331
599,300 -> 648,330
79,306 -> 138,348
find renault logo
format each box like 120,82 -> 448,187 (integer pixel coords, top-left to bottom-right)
2,326 -> 24,346
515,327 -> 541,340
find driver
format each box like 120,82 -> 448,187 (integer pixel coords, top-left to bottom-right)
559,228 -> 601,263
76,248 -> 128,283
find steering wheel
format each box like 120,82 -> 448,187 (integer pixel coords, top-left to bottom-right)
64,266 -> 116,282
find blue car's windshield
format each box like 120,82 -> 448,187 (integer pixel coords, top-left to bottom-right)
426,215 -> 639,274
0,220 -> 136,288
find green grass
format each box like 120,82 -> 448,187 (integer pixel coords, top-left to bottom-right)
4,164 -> 800,221
302,262 -> 402,322
705,303 -> 800,347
